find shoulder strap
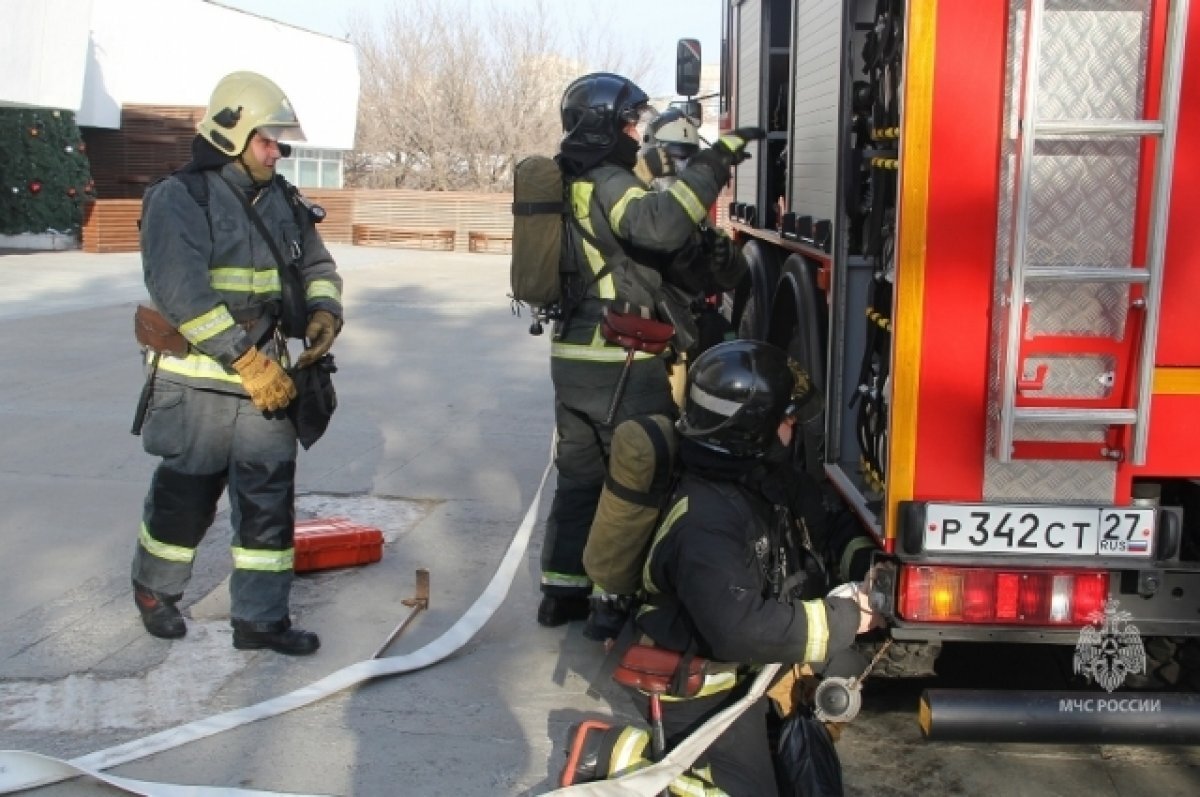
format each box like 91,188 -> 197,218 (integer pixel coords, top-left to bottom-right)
177,170 -> 209,210
217,175 -> 289,269
215,175 -> 307,338
138,170 -> 211,233
275,174 -> 324,230
602,415 -> 676,508
563,179 -> 622,306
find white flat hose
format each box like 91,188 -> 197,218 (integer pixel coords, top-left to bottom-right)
544,663 -> 782,796
0,439 -> 778,797
0,447 -> 554,796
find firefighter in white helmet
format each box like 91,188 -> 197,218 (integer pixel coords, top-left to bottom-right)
130,71 -> 342,655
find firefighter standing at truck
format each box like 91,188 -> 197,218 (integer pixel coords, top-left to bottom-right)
537,71 -> 765,626
580,109 -> 751,641
562,340 -> 879,794
640,107 -> 746,358
130,71 -> 342,656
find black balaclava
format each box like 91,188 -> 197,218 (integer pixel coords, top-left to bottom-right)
181,135 -> 234,173
607,132 -> 640,170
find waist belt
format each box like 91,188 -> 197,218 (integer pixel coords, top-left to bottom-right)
232,304 -> 279,347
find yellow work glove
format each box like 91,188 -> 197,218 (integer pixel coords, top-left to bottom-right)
232,347 -> 296,412
296,309 -> 338,369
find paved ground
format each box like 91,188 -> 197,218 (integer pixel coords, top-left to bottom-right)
0,245 -> 1197,796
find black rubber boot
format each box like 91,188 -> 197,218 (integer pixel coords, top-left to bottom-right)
560,720 -> 616,786
232,618 -> 320,656
133,582 -> 186,639
537,594 -> 591,627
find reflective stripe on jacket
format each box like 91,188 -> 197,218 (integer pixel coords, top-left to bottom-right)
552,157 -> 724,363
639,473 -> 861,668
139,164 -> 343,393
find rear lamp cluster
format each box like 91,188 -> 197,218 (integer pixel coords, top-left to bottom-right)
899,565 -> 1108,625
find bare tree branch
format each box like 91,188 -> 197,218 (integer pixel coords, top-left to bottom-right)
347,0 -> 654,192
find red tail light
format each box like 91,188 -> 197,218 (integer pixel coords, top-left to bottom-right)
899,565 -> 1108,625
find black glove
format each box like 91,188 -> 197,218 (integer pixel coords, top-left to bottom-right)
715,126 -> 767,165
581,593 -> 635,643
708,228 -> 732,267
690,126 -> 768,186
639,146 -> 676,180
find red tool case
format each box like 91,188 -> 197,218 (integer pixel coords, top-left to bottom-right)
293,517 -> 384,573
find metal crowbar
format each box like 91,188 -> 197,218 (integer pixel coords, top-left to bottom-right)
372,568 -> 430,659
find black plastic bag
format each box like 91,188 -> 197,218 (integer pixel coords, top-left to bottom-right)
288,354 -> 337,450
774,708 -> 844,797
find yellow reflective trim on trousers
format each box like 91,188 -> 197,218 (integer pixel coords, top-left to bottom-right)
306,279 -> 341,302
642,496 -> 688,595
231,546 -> 295,572
550,340 -> 657,362
540,570 -> 590,588
178,305 -> 237,345
570,181 -> 615,299
156,351 -> 241,384
607,726 -> 651,776
138,522 -> 196,564
659,667 -> 739,702
668,180 -> 708,223
802,600 -> 830,662
209,267 -> 280,295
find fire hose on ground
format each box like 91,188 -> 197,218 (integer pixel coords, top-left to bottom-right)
0,437 -> 765,797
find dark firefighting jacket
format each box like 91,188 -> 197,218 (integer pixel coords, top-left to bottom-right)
637,456 -> 861,670
552,157 -> 726,364
139,163 -> 342,394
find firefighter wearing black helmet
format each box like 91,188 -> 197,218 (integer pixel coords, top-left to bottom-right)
561,340 -> 879,794
536,72 -> 766,626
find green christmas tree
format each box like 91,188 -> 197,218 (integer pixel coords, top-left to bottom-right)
0,107 -> 95,236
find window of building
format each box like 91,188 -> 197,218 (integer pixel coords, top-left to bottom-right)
277,147 -> 344,188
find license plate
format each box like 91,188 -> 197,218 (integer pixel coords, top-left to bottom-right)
924,504 -> 1155,557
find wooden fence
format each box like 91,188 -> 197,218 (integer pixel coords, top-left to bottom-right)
81,188 -> 513,254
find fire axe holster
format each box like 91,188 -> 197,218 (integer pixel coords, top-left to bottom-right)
131,305 -> 188,436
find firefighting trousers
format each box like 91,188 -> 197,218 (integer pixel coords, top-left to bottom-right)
132,380 -> 298,626
598,681 -> 777,796
540,356 -> 675,596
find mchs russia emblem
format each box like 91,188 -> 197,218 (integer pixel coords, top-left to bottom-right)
1073,600 -> 1147,693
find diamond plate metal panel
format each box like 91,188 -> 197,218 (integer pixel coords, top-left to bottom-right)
1022,355 -> 1117,399
1038,0 -> 1150,121
981,0 -> 1151,501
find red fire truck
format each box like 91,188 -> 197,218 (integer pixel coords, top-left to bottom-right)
690,0 -> 1200,692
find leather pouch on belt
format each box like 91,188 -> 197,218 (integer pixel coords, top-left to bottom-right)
134,305 -> 188,356
613,643 -> 707,697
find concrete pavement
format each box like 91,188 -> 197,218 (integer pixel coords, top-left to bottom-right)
1,245 -> 1197,797
0,244 -> 634,795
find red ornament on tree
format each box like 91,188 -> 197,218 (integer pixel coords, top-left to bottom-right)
29,180 -> 43,194
67,187 -> 77,198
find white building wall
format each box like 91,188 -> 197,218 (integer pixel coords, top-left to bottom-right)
0,0 -> 94,111
2,0 -> 358,151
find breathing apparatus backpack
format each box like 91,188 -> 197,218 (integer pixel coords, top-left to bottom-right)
510,156 -> 567,323
510,156 -> 676,339
583,413 -> 680,597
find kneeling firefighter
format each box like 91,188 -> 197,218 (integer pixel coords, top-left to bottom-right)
536,71 -> 766,627
130,71 -> 343,655
561,340 -> 880,794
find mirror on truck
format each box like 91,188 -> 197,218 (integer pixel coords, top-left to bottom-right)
676,38 -> 701,97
